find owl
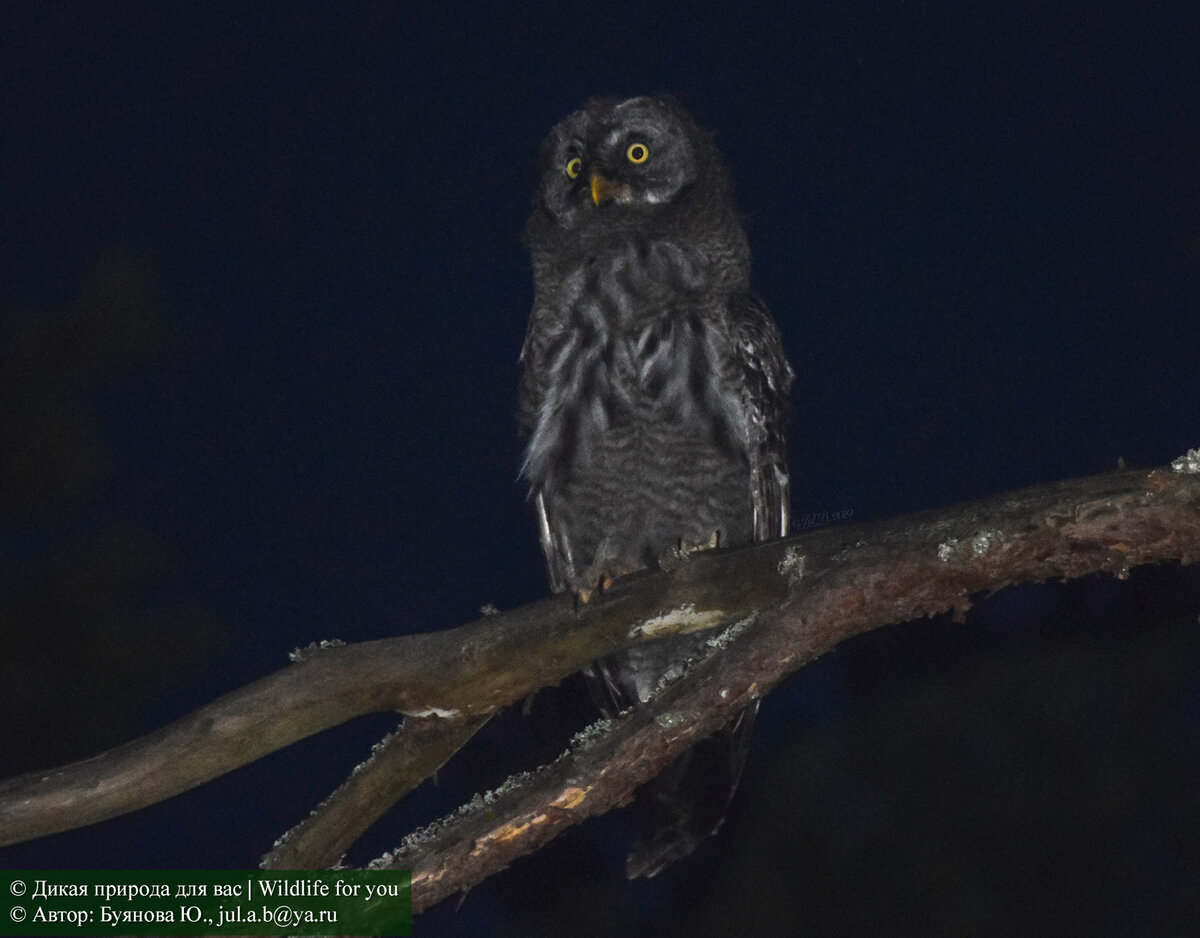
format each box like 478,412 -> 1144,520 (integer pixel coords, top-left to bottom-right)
518,95 -> 793,878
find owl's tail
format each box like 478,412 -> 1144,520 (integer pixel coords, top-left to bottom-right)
622,700 -> 759,879
585,636 -> 758,879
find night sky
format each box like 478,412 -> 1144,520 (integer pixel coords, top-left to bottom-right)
2,3 -> 1200,935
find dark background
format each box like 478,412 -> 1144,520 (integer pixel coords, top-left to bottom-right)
2,3 -> 1199,935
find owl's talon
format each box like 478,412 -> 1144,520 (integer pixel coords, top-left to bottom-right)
682,530 -> 721,554
575,573 -> 615,606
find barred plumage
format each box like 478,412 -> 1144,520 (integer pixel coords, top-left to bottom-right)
519,95 -> 793,878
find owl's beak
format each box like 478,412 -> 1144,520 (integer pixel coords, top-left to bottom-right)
590,171 -> 631,206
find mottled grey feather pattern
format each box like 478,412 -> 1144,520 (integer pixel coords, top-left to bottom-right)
518,95 -> 793,877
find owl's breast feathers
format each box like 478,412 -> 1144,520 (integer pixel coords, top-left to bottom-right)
520,233 -> 792,595
522,238 -> 747,484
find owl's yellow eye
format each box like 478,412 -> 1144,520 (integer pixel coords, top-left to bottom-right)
565,157 -> 582,179
626,142 -> 649,164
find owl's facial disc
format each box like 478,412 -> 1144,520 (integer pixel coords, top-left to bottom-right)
538,96 -> 702,228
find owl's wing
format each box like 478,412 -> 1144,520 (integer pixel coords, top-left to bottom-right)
516,302 -> 550,443
518,304 -> 575,595
727,291 -> 794,542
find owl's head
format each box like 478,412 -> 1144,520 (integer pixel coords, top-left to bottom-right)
530,95 -> 737,238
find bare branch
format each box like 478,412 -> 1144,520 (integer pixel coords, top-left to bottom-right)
371,464 -> 1200,912
0,521 -> 782,845
262,712 -> 491,870
2,460 -> 1198,900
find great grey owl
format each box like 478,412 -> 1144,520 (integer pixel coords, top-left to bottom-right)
518,95 -> 793,878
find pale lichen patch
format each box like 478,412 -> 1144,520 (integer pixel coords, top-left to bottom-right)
706,615 -> 755,650
401,707 -> 462,718
940,529 -> 1005,562
569,717 -> 612,750
971,530 -> 1004,557
630,603 -> 725,640
777,547 -> 806,583
1171,448 -> 1200,474
937,537 -> 960,562
288,638 -> 346,662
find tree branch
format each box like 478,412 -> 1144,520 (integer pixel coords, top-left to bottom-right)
370,462 -> 1200,911
261,712 -> 491,870
2,460 -> 1198,909
0,507 -> 783,845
